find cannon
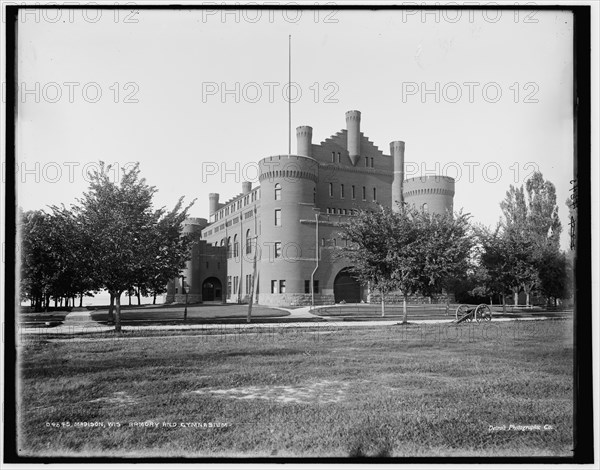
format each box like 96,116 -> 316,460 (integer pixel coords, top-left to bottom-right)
455,304 -> 493,323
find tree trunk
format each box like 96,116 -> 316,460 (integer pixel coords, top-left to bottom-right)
380,292 -> 385,317
108,293 -> 115,323
128,291 -> 132,306
502,294 -> 507,314
137,289 -> 141,306
514,290 -> 518,306
79,293 -> 83,308
114,292 -> 122,333
153,293 -> 157,305
526,291 -> 530,307
490,296 -> 493,305
54,298 -> 58,308
402,295 -> 408,324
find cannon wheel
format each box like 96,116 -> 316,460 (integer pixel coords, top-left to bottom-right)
455,304 -> 471,322
475,304 -> 492,322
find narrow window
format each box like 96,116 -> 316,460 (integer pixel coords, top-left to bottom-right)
331,151 -> 335,162
365,157 -> 368,167
314,280 -> 319,294
274,209 -> 281,226
351,185 -> 355,199
313,187 -> 316,203
328,183 -> 333,197
227,237 -> 232,259
279,280 -> 286,294
422,203 -> 428,212
371,157 -> 374,167
274,242 -> 282,259
274,183 -> 281,200
340,184 -> 345,198
337,152 -> 341,163
233,234 -> 239,257
373,187 -> 377,201
271,280 -> 277,294
362,186 -> 366,200
246,229 -> 252,254
304,280 -> 310,294
321,238 -> 325,246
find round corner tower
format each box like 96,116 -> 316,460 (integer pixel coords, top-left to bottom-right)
257,154 -> 319,305
403,176 -> 455,215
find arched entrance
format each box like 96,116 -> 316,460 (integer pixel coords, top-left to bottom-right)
334,268 -> 361,303
202,277 -> 222,302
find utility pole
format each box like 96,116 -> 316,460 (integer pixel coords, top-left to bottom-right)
247,235 -> 258,323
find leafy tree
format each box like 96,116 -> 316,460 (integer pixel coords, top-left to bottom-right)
20,209 -> 56,311
339,205 -> 473,322
495,171 -> 565,305
335,206 -> 400,316
75,162 -> 194,332
391,208 -> 472,322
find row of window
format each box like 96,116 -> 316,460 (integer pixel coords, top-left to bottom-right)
331,152 -> 375,168
325,208 -> 358,216
328,183 -> 377,201
270,280 -> 320,294
214,189 -> 260,222
218,229 -> 256,258
227,274 -> 254,297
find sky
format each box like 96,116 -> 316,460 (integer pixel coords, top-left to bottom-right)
13,5 -> 575,249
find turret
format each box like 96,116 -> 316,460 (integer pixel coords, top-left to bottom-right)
296,125 -> 313,157
390,141 -> 405,211
345,110 -> 361,166
209,193 -> 220,215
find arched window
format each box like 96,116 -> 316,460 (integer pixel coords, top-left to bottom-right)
422,203 -> 428,212
246,229 -> 252,254
220,238 -> 225,246
227,237 -> 232,259
233,234 -> 239,257
274,183 -> 281,201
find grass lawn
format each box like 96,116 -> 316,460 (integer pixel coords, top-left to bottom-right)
19,304 -> 291,327
17,319 -> 573,458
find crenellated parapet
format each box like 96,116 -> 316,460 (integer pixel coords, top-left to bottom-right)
403,176 -> 455,215
258,155 -> 319,184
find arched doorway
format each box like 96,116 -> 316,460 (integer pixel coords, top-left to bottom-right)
202,277 -> 222,302
334,268 -> 361,303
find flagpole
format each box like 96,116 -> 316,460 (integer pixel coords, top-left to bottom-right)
288,34 -> 291,156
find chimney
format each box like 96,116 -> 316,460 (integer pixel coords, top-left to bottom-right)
242,181 -> 252,194
345,110 -> 361,166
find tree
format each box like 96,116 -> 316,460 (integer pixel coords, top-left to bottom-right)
75,162 -> 194,332
391,208 -> 473,323
339,205 -> 473,322
20,210 -> 56,311
495,171 -> 565,305
335,206 -> 400,316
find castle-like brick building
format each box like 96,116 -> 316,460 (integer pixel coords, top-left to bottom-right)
166,110 -> 455,306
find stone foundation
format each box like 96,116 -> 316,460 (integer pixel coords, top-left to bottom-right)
368,292 -> 455,304
165,294 -> 203,304
258,293 -> 335,307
